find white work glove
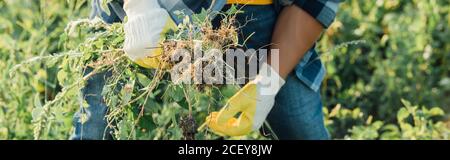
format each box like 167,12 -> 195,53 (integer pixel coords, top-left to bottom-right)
123,0 -> 177,69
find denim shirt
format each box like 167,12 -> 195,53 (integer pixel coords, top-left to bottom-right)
91,0 -> 341,92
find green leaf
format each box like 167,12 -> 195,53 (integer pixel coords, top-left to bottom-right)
225,4 -> 244,15
121,81 -> 135,105
220,85 -> 239,98
401,99 -> 412,108
94,38 -> 105,49
165,85 -> 185,102
31,107 -> 43,121
136,73 -> 151,87
56,70 -> 68,86
193,8 -> 209,24
428,107 -> 445,116
352,107 -> 362,119
372,121 -> 384,130
34,94 -> 42,108
46,57 -> 59,68
397,107 -> 409,122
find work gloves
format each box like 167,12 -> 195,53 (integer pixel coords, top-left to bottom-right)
123,0 -> 177,69
205,63 -> 285,136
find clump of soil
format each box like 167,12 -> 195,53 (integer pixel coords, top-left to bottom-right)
180,115 -> 197,140
159,15 -> 239,92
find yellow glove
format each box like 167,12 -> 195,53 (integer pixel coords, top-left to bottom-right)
205,63 -> 285,136
123,0 -> 177,69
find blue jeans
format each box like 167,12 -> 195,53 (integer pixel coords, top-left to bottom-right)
70,68 -> 113,140
71,5 -> 329,140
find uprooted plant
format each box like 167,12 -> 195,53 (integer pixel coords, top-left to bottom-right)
17,6 -> 264,140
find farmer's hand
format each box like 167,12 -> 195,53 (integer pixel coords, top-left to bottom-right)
123,0 -> 177,69
205,63 -> 285,136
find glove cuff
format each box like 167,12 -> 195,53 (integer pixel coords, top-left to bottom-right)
124,12 -> 164,61
124,0 -> 160,16
254,63 -> 286,96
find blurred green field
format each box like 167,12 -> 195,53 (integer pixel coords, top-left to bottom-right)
0,0 -> 449,140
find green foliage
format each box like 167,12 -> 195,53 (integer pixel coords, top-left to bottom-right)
325,99 -> 449,140
0,0 -> 89,140
319,0 -> 450,138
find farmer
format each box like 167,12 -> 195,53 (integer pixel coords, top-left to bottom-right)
71,0 -> 340,140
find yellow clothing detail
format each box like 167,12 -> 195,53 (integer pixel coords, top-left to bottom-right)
226,0 -> 273,5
